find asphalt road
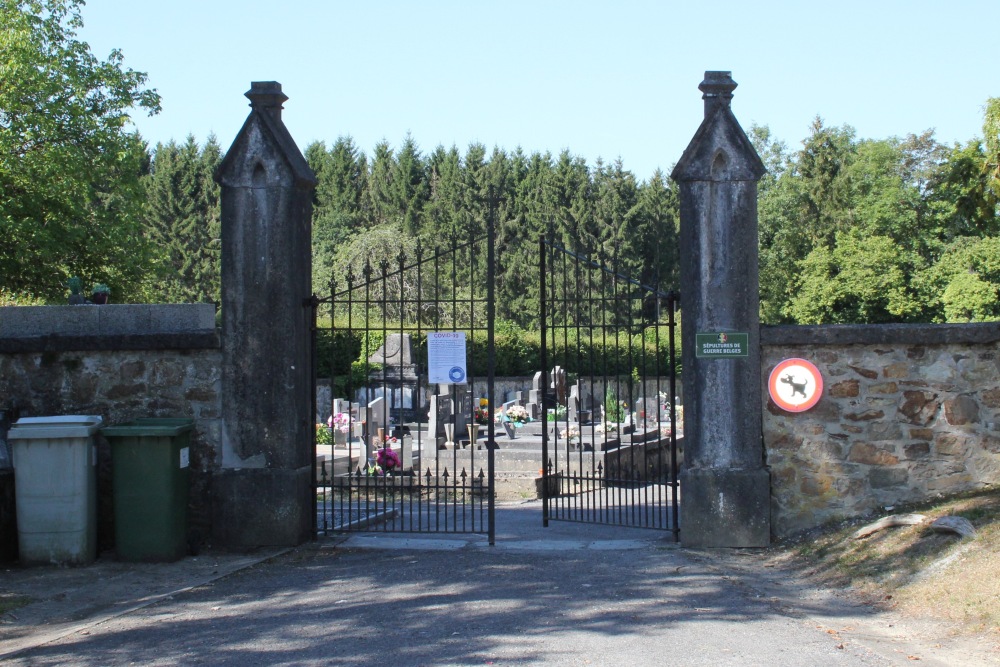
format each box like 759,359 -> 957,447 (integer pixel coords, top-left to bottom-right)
1,501 -> 992,666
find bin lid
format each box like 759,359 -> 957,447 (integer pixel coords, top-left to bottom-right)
8,415 -> 104,440
101,418 -> 194,438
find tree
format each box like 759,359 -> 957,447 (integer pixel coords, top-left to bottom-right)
307,137 -> 368,293
788,229 -> 923,324
142,136 -> 221,303
915,236 -> 1000,322
0,0 -> 160,301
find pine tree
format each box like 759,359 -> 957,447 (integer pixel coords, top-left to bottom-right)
142,136 -> 221,303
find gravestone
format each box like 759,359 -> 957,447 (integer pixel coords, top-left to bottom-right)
633,397 -> 655,427
527,371 -> 543,419
367,396 -> 388,440
367,333 -> 421,422
551,366 -> 567,405
453,387 -> 471,436
400,436 -> 413,471
427,392 -> 452,443
568,385 -> 581,422
332,398 -> 350,416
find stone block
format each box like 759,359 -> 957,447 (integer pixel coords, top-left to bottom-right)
98,305 -> 152,335
944,395 -> 979,425
867,421 -> 902,441
869,382 -> 898,394
799,473 -> 834,496
845,409 -> 884,422
848,442 -> 899,466
870,467 -> 908,488
926,473 -> 974,493
899,390 -> 939,425
771,465 -> 796,486
883,363 -> 909,379
980,388 -> 1000,408
679,467 -> 770,548
149,304 -> 216,332
909,427 -> 933,441
983,435 -> 1000,453
935,434 -> 969,457
0,305 -> 101,336
768,433 -> 802,450
903,442 -> 931,459
848,365 -> 879,380
829,380 -> 860,398
211,466 -> 312,547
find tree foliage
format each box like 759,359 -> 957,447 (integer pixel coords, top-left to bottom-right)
141,136 -> 221,303
758,100 -> 1000,324
304,138 -> 681,329
0,0 -> 160,301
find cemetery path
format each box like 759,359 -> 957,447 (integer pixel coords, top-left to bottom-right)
1,501 -> 992,666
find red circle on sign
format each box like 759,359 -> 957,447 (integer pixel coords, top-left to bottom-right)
768,358 -> 823,413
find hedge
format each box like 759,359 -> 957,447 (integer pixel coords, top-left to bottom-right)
316,321 -> 680,382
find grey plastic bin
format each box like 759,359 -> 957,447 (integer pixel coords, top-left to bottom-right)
8,416 -> 103,565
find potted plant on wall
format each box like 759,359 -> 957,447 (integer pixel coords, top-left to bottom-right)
67,277 -> 86,305
91,283 -> 110,304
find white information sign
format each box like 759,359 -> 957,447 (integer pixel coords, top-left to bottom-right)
428,332 -> 468,384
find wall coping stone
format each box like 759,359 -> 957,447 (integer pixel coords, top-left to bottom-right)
0,332 -> 220,353
0,304 -> 219,352
0,304 -> 216,337
762,322 -> 1000,347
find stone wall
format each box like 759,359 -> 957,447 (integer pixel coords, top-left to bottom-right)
762,323 -> 1000,537
0,305 -> 221,552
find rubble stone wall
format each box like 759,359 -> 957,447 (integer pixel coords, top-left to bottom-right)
0,305 -> 221,550
762,323 -> 1000,537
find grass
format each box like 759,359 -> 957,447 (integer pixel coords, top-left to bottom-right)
0,593 -> 34,615
780,486 -> 1000,636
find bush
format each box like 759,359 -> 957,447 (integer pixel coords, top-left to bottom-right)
315,320 -> 680,380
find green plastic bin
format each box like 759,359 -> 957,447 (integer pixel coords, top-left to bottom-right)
101,418 -> 193,562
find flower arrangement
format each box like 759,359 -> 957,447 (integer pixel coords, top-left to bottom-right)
560,425 -> 580,443
376,444 -> 401,472
500,404 -> 530,426
474,407 -> 491,425
366,433 -> 401,476
327,412 -> 350,433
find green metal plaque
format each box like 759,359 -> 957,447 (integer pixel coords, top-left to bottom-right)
695,332 -> 749,358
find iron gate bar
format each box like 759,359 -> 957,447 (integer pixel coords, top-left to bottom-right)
539,236 -> 679,539
312,214 -> 497,543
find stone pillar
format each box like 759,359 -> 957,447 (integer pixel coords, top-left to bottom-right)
671,72 -> 769,547
213,82 -> 317,547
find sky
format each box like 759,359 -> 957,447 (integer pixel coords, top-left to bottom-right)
77,0 -> 1000,180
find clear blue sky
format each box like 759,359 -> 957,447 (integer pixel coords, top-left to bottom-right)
78,0 -> 999,179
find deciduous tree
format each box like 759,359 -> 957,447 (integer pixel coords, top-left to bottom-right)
0,0 -> 160,301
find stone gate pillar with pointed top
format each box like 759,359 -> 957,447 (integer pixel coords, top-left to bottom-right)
213,82 -> 317,547
671,72 -> 770,547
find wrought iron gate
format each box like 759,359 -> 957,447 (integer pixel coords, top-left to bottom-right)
539,239 -> 679,539
310,227 -> 497,544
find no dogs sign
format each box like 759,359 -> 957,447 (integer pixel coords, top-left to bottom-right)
768,358 -> 823,413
